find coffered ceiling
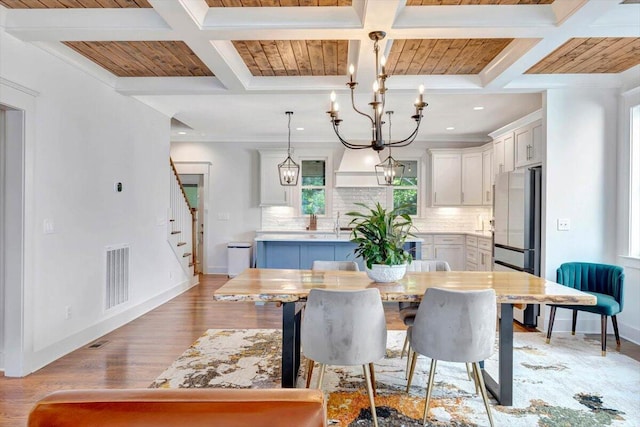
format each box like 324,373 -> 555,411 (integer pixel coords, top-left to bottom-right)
0,0 -> 638,143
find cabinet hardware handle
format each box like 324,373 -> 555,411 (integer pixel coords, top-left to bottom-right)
486,190 -> 490,202
461,192 -> 464,203
434,192 -> 437,203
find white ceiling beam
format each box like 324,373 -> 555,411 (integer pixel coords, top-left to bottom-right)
504,73 -> 624,90
4,8 -> 172,41
115,76 -> 225,95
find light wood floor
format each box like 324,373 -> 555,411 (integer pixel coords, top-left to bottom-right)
1,274 -> 637,426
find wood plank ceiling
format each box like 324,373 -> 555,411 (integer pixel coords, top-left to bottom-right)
64,41 -> 214,77
527,38 -> 640,74
206,0 -> 351,5
406,0 -> 554,5
386,38 -> 513,75
0,0 -> 151,7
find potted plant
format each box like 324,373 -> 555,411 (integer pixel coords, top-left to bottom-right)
346,202 -> 416,282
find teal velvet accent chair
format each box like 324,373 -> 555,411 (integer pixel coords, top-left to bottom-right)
546,262 -> 624,356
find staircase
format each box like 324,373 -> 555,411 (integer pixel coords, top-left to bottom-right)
168,158 -> 197,278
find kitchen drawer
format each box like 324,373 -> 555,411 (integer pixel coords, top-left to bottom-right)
466,260 -> 478,271
465,236 -> 478,247
417,234 -> 434,244
434,235 -> 464,245
466,247 -> 478,263
478,237 -> 492,251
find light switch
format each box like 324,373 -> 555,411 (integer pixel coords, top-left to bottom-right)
218,212 -> 230,221
557,218 -> 570,231
43,219 -> 55,234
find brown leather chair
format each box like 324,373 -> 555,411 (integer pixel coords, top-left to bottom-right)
28,388 -> 326,427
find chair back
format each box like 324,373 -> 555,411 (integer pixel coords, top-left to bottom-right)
301,288 -> 387,366
406,260 -> 451,272
311,260 -> 359,271
411,288 -> 496,363
557,262 -> 624,310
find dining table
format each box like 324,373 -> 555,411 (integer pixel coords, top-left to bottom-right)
213,268 -> 596,406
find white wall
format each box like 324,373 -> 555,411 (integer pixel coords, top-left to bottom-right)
171,142 -> 262,274
542,88 -> 632,336
1,28 -> 191,375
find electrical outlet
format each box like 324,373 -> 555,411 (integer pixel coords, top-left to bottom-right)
43,219 -> 55,234
65,306 -> 72,320
557,218 -> 570,231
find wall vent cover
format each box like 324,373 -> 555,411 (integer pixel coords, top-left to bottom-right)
106,245 -> 130,310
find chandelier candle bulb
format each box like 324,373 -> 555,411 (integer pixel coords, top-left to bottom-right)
349,64 -> 354,83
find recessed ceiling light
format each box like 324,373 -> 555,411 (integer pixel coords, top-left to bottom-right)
473,106 -> 484,110
296,127 -> 305,131
177,131 -> 187,135
446,127 -> 455,131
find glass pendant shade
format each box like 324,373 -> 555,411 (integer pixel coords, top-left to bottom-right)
278,156 -> 299,186
376,155 -> 405,186
278,111 -> 300,186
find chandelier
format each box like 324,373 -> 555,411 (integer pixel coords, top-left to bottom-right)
326,31 -> 427,151
375,111 -> 405,186
278,111 -> 299,186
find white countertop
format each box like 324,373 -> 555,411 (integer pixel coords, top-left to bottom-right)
256,230 -> 492,241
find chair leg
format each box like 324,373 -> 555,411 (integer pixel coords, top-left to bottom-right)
363,364 -> 378,427
612,315 -> 621,349
470,363 -> 479,395
473,362 -> 495,427
572,310 -> 578,335
369,363 -> 377,397
406,351 -> 418,393
422,359 -> 437,426
316,363 -> 326,389
405,346 -> 412,379
305,359 -> 315,388
546,306 -> 557,344
601,315 -> 608,356
401,331 -> 409,359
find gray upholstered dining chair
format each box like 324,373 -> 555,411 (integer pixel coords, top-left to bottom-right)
399,260 -> 451,361
406,287 -> 497,427
305,260 -> 361,387
301,288 -> 387,427
311,260 -> 360,271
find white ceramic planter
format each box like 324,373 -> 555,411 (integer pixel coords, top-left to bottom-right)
365,264 -> 407,283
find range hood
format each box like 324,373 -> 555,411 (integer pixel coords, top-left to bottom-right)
334,149 -> 382,187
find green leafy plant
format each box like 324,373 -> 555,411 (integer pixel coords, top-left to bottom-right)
346,202 -> 416,269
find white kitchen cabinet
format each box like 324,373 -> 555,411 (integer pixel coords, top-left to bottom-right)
477,237 -> 492,271
493,132 -> 514,176
465,235 -> 478,271
433,234 -> 465,271
420,235 -> 434,260
515,119 -> 543,168
482,147 -> 493,206
462,152 -> 483,205
431,152 -> 462,206
259,150 -> 292,207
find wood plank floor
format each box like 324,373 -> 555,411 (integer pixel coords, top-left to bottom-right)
1,274 -> 637,426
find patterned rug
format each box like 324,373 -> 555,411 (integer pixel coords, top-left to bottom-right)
151,329 -> 640,426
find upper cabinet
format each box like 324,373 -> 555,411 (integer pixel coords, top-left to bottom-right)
482,147 -> 493,206
429,144 -> 492,207
514,119 -> 543,168
431,151 -> 462,206
259,149 -> 292,207
490,109 -> 543,178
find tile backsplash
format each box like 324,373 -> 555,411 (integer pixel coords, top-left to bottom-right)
262,188 -> 492,233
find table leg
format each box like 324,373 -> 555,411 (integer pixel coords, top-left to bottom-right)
481,303 -> 513,406
281,302 -> 302,388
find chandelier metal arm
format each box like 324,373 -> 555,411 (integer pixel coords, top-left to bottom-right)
386,115 -> 423,148
332,121 -> 375,149
349,87 -> 374,125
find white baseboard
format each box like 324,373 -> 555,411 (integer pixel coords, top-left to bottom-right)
207,266 -> 227,275
23,279 -> 196,377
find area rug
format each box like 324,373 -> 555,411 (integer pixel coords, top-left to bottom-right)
150,329 -> 640,426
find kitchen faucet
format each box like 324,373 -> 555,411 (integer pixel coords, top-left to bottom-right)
334,212 -> 340,238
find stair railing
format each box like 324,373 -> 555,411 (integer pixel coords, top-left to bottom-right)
169,158 -> 196,276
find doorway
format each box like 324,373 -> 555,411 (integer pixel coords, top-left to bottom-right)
179,174 -> 205,274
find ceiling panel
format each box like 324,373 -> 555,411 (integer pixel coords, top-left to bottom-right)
233,40 -> 348,76
405,0 -> 554,5
63,41 -> 215,77
0,0 -> 151,8
205,0 -> 352,6
527,37 -> 640,74
386,38 -> 513,75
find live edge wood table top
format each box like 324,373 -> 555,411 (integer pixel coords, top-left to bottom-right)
213,268 -> 597,306
213,268 -> 595,406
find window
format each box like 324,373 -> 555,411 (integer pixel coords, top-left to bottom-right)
392,160 -> 418,216
301,160 -> 326,215
630,105 -> 640,257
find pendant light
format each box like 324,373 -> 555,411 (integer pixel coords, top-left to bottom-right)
376,111 -> 405,186
278,111 -> 299,186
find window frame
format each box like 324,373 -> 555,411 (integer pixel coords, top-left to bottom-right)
385,155 -> 423,217
296,152 -> 332,218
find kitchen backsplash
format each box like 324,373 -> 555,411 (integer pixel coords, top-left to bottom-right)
261,187 -> 493,233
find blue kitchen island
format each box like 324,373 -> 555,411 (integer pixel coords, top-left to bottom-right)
255,234 -> 423,270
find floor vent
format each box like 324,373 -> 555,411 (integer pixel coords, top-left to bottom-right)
106,245 -> 129,310
88,340 -> 108,349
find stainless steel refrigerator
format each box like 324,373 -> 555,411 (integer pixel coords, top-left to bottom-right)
493,166 -> 542,327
